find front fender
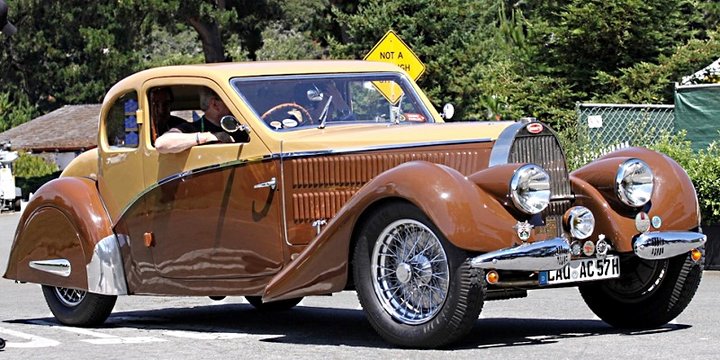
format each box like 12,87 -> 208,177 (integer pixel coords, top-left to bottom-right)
3,177 -> 126,294
571,147 -> 700,252
264,160 -> 518,301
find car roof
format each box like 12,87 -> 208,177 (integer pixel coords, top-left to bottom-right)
105,60 -> 404,103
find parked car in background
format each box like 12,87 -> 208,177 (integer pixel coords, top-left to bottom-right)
0,142 -> 22,212
3,61 -> 707,348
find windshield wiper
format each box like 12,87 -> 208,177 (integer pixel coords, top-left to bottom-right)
317,95 -> 333,129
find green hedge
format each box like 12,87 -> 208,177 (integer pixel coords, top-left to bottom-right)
12,152 -> 60,199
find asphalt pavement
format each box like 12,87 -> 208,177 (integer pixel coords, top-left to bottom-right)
0,211 -> 718,359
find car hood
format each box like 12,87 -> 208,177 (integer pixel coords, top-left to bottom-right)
267,121 -> 515,154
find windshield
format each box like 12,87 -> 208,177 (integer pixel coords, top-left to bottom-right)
230,72 -> 434,131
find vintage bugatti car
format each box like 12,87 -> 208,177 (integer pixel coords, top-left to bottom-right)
4,61 -> 707,348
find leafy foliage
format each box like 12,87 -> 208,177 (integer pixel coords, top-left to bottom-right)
12,152 -> 60,198
650,132 -> 720,225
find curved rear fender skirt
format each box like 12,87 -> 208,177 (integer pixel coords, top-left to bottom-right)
571,147 -> 700,252
3,177 -> 116,291
263,160 -> 518,301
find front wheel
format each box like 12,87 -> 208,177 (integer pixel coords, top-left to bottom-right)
579,251 -> 703,328
353,202 -> 484,348
41,286 -> 117,326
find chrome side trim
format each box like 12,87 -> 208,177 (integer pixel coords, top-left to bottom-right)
280,140 -> 291,246
470,237 -> 571,271
634,231 -> 707,260
29,259 -> 71,277
86,234 -> 128,295
275,138 -> 493,160
488,122 -> 526,166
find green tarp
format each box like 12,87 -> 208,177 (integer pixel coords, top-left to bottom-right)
674,84 -> 720,150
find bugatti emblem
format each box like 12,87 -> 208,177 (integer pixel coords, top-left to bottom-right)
527,123 -> 543,134
514,221 -> 534,242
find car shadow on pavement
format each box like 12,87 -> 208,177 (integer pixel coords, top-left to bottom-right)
7,303 -> 691,350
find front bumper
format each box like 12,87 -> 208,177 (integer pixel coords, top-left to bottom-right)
470,237 -> 571,271
634,231 -> 706,260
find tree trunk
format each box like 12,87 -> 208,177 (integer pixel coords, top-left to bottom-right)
187,16 -> 227,63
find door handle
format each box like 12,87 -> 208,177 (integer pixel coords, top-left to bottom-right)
254,177 -> 277,190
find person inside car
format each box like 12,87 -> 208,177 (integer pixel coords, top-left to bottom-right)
155,88 -> 237,153
149,87 -> 186,143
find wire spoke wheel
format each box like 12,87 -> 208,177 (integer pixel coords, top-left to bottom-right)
53,287 -> 87,307
372,219 -> 449,325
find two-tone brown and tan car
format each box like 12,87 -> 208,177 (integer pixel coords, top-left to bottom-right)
4,61 -> 707,348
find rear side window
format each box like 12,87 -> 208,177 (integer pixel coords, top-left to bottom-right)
106,92 -> 139,149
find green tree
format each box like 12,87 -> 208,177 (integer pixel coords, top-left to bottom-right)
330,0 -> 503,119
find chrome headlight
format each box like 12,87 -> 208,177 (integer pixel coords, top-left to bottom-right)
565,206 -> 595,239
616,159 -> 654,207
510,164 -> 551,214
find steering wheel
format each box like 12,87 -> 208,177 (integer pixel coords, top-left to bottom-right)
261,102 -> 314,127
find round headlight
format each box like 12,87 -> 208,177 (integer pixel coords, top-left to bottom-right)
616,159 -> 654,207
565,206 -> 595,239
510,164 -> 551,214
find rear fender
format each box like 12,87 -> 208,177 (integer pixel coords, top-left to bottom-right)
571,147 -> 700,252
3,177 -> 127,295
263,160 -> 519,301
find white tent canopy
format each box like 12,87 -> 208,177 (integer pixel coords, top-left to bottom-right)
681,58 -> 720,85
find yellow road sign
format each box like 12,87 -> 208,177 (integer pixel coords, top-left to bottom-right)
364,30 -> 426,104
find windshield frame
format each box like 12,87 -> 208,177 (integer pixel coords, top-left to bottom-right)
229,72 -> 435,132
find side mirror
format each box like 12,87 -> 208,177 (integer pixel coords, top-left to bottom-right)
307,85 -> 324,102
220,115 -> 251,134
441,103 -> 455,120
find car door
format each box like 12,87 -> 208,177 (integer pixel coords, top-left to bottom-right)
121,77 -> 286,281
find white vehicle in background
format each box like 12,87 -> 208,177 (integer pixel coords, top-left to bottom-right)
0,142 -> 22,212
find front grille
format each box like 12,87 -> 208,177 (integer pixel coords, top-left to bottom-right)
509,134 -> 572,200
509,131 -> 573,238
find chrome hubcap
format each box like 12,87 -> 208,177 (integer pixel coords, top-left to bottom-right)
53,287 -> 86,307
371,219 -> 449,325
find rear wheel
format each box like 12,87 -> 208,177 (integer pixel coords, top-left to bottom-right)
579,251 -> 703,328
353,202 -> 484,348
245,296 -> 303,311
41,285 -> 116,326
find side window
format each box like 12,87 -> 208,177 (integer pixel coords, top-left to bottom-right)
106,92 -> 139,149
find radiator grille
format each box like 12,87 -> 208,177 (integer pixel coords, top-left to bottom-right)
509,134 -> 572,200
509,132 -> 573,238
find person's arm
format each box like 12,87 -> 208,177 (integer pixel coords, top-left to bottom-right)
155,129 -> 219,154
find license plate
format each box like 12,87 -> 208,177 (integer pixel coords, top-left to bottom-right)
539,256 -> 620,286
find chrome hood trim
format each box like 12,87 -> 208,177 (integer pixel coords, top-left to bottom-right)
634,231 -> 707,260
86,234 -> 128,295
470,237 -> 571,271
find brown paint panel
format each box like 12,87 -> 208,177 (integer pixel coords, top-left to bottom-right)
571,147 -> 701,252
284,143 -> 494,245
5,207 -> 88,288
118,160 -> 286,295
4,177 -> 114,289
265,160 -> 519,301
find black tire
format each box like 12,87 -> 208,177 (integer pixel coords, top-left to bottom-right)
0,337 -> 5,350
41,285 -> 117,326
245,296 -> 303,311
209,296 -> 226,301
353,202 -> 484,348
579,251 -> 703,328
